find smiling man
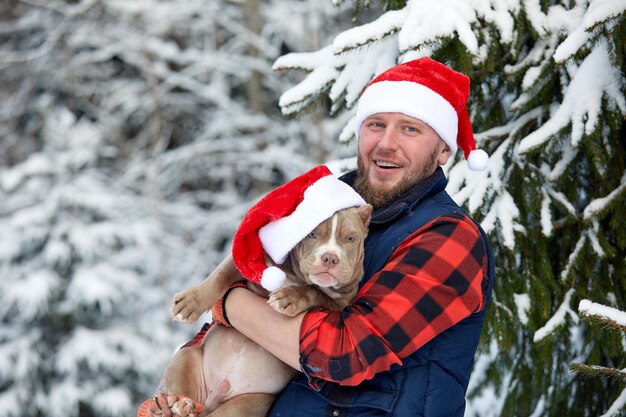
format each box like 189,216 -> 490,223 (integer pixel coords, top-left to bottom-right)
353,113 -> 452,209
201,58 -> 494,417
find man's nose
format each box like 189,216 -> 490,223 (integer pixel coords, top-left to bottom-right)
377,128 -> 399,150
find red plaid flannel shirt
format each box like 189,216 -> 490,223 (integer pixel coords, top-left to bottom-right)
299,214 -> 489,388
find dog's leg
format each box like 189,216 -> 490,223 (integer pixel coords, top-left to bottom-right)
205,393 -> 276,417
163,345 -> 206,401
172,255 -> 243,323
146,345 -> 206,417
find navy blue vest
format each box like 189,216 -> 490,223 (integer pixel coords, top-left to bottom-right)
269,168 -> 494,417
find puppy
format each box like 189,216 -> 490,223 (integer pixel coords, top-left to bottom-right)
148,204 -> 372,417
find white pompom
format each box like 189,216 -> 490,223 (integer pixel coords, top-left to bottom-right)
467,149 -> 489,171
261,266 -> 286,291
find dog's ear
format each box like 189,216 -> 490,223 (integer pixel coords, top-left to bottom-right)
357,204 -> 373,228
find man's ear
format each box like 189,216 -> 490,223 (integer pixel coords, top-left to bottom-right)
438,141 -> 452,165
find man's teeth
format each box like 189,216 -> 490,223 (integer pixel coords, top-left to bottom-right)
376,161 -> 400,168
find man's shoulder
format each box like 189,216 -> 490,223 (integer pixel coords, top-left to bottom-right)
413,211 -> 481,239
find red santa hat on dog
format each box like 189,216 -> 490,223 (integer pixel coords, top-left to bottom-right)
354,57 -> 488,171
231,165 -> 366,291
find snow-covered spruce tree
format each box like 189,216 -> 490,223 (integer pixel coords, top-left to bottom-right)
273,1 -> 626,416
0,103 -> 191,417
0,1 -> 353,416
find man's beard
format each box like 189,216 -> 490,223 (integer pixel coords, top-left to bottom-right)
354,149 -> 440,210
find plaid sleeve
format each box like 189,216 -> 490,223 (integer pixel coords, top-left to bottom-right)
299,213 -> 489,388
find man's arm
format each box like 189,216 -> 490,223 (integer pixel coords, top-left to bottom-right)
224,287 -> 303,370
224,214 -> 489,386
299,214 -> 489,386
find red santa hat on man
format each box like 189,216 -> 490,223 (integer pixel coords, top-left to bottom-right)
231,165 -> 366,291
354,57 -> 488,171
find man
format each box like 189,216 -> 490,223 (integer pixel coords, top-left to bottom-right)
147,57 -> 494,416
212,57 -> 494,416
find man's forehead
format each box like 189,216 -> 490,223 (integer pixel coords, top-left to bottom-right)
365,112 -> 428,125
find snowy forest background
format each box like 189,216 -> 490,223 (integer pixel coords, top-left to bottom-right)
0,1 -> 624,416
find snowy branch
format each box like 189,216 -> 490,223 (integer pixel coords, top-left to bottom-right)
583,172 -> 626,220
533,288 -> 578,342
555,0 -> 626,62
600,387 -> 626,417
579,299 -> 626,329
519,41 -> 626,153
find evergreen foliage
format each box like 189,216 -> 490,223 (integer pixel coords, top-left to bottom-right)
273,1 -> 626,416
0,1 -> 353,416
1,1 -> 624,416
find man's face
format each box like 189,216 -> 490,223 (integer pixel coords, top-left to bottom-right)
354,112 -> 451,209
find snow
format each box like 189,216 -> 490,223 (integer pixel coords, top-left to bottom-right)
534,288 -> 578,342
519,41 -> 626,152
2,270 -> 60,321
274,46 -> 338,114
465,340 -> 506,417
546,188 -> 577,215
583,172 -> 626,219
584,0 -> 626,29
587,220 -> 606,257
548,142 -> 578,181
554,23 -> 589,63
521,65 -> 543,90
0,388 -> 22,417
274,47 -> 334,72
601,388 -> 626,417
513,293 -> 531,325
540,189 -> 553,236
104,0 -> 157,14
579,299 -> 626,327
332,9 -> 406,53
400,0 -> 479,54
91,387 -> 133,417
0,154 -> 52,192
64,264 -> 141,316
1,1 -> 624,416
0,328 -> 40,381
529,395 -> 547,417
560,233 -> 587,281
330,37 -> 398,110
484,0 -> 518,44
48,381 -> 84,417
481,190 -> 524,249
550,0 -> 621,65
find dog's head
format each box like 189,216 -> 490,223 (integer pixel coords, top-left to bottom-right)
289,204 -> 372,290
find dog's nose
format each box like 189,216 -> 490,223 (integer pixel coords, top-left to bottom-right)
321,252 -> 339,267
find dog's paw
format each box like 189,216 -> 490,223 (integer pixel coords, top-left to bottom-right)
171,289 -> 208,323
171,396 -> 201,417
268,287 -> 309,316
146,393 -> 200,417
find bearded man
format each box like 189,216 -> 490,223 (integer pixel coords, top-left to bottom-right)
213,57 -> 495,417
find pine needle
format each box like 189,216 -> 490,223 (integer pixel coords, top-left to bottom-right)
570,364 -> 626,382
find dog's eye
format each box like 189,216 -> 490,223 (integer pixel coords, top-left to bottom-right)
307,231 -> 317,239
346,236 -> 356,243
